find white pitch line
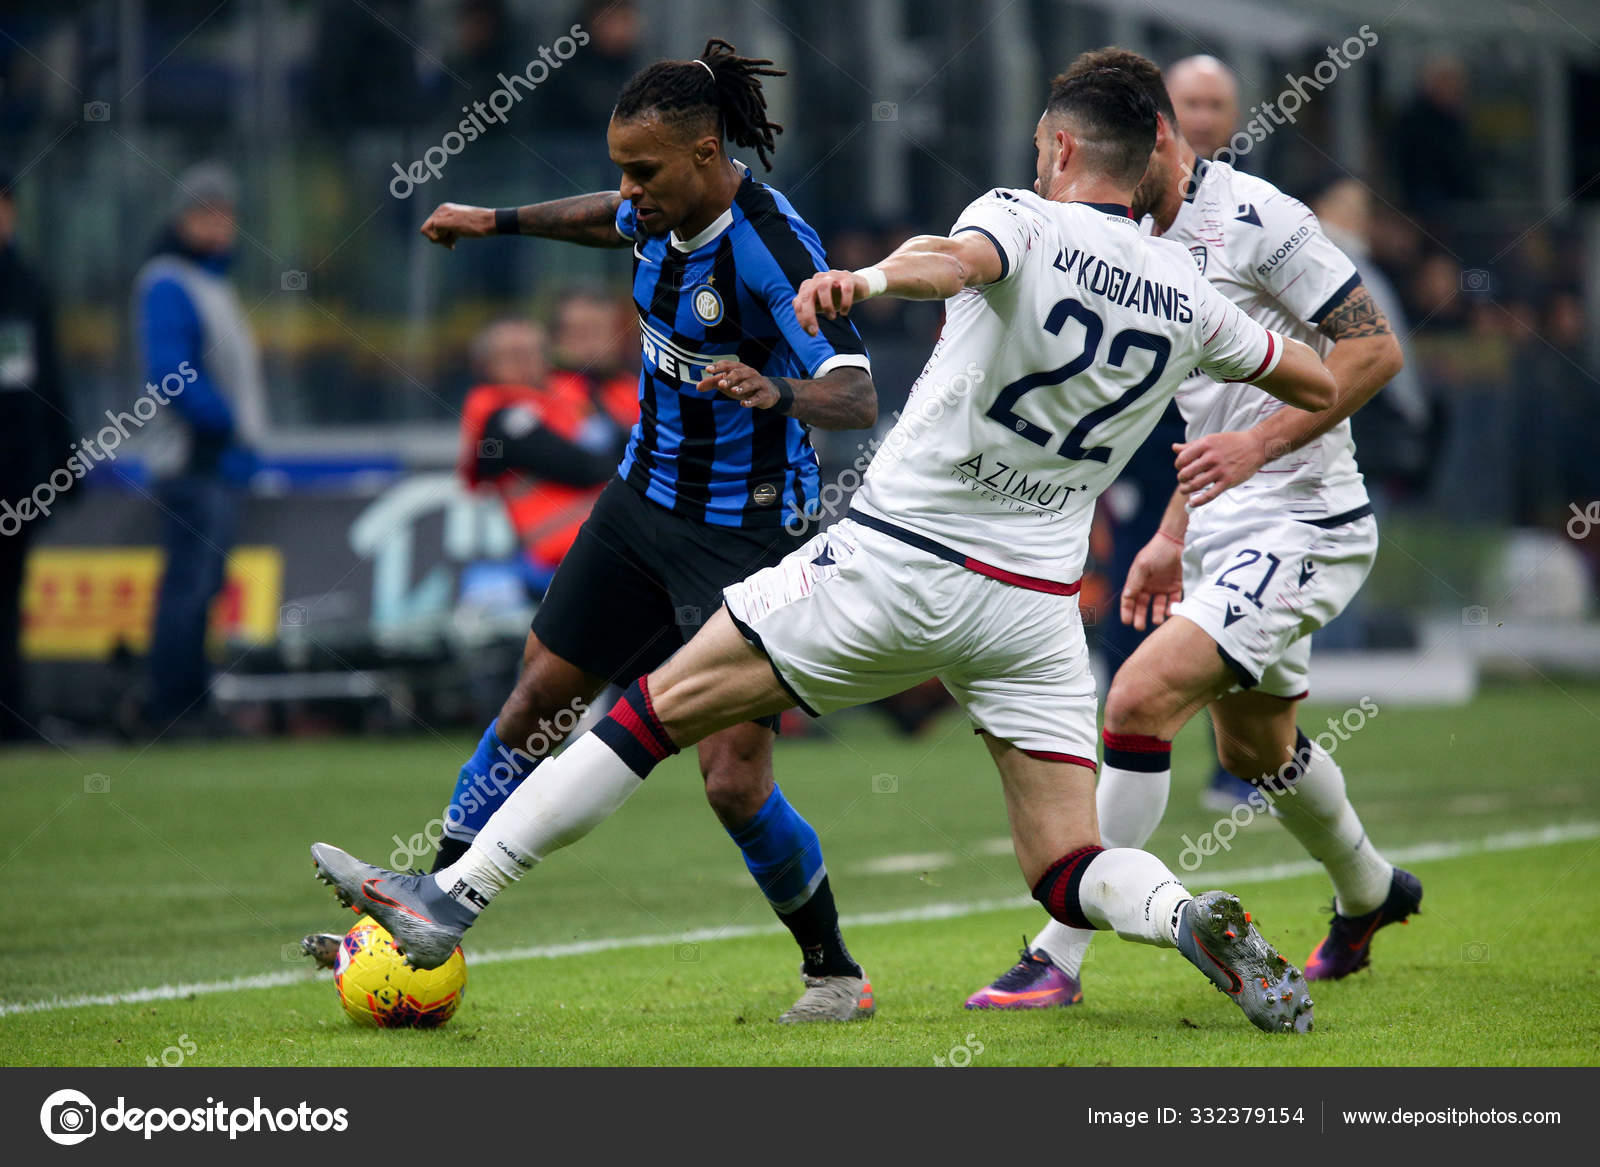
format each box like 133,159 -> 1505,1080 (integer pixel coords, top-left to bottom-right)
3,820 -> 1595,1018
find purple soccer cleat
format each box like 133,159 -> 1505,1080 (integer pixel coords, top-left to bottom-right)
965,943 -> 1083,1010
1305,867 -> 1423,982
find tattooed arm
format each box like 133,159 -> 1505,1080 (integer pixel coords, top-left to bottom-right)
1175,280 -> 1405,505
1247,280 -> 1403,454
420,193 -> 632,249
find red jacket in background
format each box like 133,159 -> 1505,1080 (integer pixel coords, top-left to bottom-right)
459,371 -> 638,568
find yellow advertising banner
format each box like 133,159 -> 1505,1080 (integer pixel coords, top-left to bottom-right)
22,546 -> 283,660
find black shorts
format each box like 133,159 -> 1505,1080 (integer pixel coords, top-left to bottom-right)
532,478 -> 808,728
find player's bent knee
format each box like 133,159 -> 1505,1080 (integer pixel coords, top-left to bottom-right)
1215,739 -> 1271,782
698,733 -> 775,824
1103,676 -> 1163,736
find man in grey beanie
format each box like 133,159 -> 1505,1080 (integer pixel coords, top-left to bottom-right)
134,161 -> 267,732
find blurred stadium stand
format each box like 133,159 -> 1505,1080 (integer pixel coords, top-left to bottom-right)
1,0 -> 1595,735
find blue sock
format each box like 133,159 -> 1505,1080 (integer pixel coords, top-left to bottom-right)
729,785 -> 826,912
728,786 -> 859,977
442,719 -> 542,842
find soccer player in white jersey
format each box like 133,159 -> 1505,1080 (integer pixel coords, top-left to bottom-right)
967,49 -> 1417,1013
309,66 -> 1338,1033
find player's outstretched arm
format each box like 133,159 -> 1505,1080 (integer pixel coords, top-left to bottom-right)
1251,336 -> 1336,412
705,361 -> 876,430
791,232 -> 1005,334
420,193 -> 631,250
1250,282 -> 1403,456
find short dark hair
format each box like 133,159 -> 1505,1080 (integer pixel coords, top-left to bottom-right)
1059,47 -> 1175,125
1044,64 -> 1159,186
613,38 -> 786,170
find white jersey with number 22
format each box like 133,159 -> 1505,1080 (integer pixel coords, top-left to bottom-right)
852,188 -> 1285,585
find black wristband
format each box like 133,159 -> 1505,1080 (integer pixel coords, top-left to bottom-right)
494,207 -> 520,235
769,377 -> 796,415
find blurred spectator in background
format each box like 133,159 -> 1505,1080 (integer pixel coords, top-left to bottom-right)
1307,173 -> 1430,495
134,163 -> 265,733
1408,252 -> 1470,334
555,0 -> 645,132
307,0 -> 425,131
0,166 -> 71,744
546,288 -> 638,408
1164,55 -> 1239,163
1514,290 -> 1600,528
458,307 -> 635,594
1391,54 -> 1480,220
447,0 -> 527,98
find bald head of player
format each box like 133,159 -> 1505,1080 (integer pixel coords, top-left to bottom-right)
1032,66 -> 1159,207
1164,55 -> 1239,162
607,38 -> 785,241
1058,48 -> 1199,235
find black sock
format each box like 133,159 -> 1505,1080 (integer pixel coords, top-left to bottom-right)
778,875 -> 862,978
430,835 -> 471,874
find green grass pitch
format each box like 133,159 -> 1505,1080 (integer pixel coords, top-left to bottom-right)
3,681 -> 1597,1066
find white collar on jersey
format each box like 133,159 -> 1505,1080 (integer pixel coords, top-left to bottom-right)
671,208 -> 733,252
669,160 -> 751,252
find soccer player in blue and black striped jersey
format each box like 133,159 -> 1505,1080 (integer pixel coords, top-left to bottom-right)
406,40 -> 878,1021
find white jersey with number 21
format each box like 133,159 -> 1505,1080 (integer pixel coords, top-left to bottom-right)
852,188 -> 1285,585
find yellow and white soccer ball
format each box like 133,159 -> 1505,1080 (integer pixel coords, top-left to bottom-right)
334,915 -> 467,1028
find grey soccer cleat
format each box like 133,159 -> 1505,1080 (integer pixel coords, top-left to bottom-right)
776,970 -> 876,1023
299,932 -> 343,970
1176,891 -> 1313,1033
309,842 -> 478,970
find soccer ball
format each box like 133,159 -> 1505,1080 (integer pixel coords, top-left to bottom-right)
333,915 -> 467,1028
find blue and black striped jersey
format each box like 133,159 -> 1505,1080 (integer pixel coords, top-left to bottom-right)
613,163 -> 871,528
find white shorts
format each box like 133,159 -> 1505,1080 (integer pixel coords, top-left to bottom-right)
1170,501 -> 1377,698
722,517 -> 1099,766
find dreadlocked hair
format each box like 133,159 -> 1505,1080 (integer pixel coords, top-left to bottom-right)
612,38 -> 786,170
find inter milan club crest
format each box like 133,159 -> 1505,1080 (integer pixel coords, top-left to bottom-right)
691,282 -> 724,325
1189,243 -> 1208,274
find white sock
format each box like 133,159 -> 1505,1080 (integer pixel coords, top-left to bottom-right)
434,732 -> 645,909
1031,763 -> 1172,976
1095,762 -> 1170,849
1269,734 -> 1392,916
1075,847 -> 1192,949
